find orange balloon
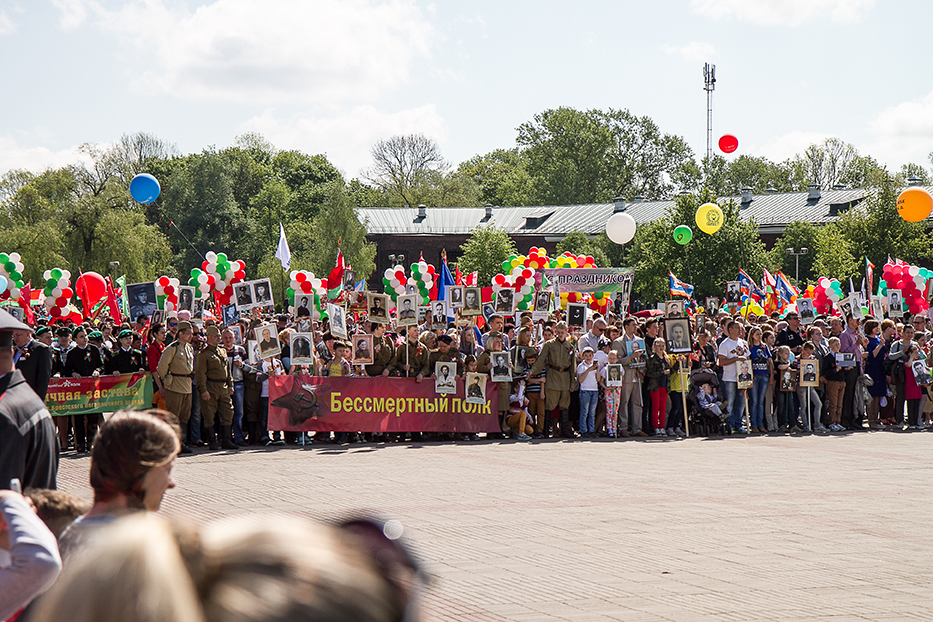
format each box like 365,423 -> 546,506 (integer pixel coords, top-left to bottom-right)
897,187 -> 933,222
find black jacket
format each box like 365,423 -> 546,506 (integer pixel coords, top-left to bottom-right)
64,345 -> 105,377
105,348 -> 146,375
16,340 -> 53,400
0,370 -> 58,490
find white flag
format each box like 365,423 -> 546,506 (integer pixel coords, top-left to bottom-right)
274,222 -> 291,270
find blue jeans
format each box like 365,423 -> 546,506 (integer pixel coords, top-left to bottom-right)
579,390 -> 598,434
188,379 -> 201,443
723,381 -> 746,430
232,382 -> 245,442
751,375 -> 769,428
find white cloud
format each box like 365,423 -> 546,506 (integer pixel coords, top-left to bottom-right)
663,41 -> 716,63
88,0 -> 435,104
866,90 -> 933,168
753,130 -> 832,162
0,135 -> 86,175
51,0 -> 90,30
0,10 -> 15,35
241,104 -> 448,179
690,0 -> 874,26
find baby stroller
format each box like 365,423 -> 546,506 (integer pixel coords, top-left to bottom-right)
687,368 -> 730,436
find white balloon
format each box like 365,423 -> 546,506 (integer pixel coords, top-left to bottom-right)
290,270 -> 298,279
10,288 -> 20,299
198,273 -> 208,284
206,251 -> 217,262
43,270 -> 51,280
62,270 -> 71,279
390,279 -> 400,288
199,284 -> 210,293
9,253 -> 20,262
511,266 -> 523,276
606,212 -> 637,244
384,268 -> 394,279
57,278 -> 68,289
52,287 -> 62,298
216,280 -> 226,291
165,301 -> 175,311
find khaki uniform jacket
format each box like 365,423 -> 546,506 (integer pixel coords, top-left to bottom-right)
529,337 -> 576,392
365,334 -> 397,376
196,344 -> 232,394
475,350 -> 510,410
394,340 -> 429,378
157,341 -> 195,394
428,348 -> 463,377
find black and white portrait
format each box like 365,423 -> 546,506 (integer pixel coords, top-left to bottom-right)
888,289 -> 903,317
327,303 -> 347,339
871,296 -> 884,319
342,269 -> 356,291
432,300 -> 447,326
229,324 -> 243,346
605,364 -> 623,387
665,299 -> 685,318
566,303 -> 586,330
290,332 -> 314,366
800,359 -> 819,387
462,287 -> 482,316
397,294 -> 418,326
534,291 -> 551,314
780,368 -> 797,392
706,297 -> 719,315
737,360 -> 753,389
192,297 -> 204,322
368,293 -> 389,322
294,294 -> 312,314
495,288 -> 514,314
664,317 -> 692,354
234,282 -> 253,311
126,282 -> 158,324
912,359 -> 932,386
252,279 -> 273,307
178,286 -> 195,313
465,372 -> 487,405
150,310 -> 164,326
222,304 -> 238,326
490,351 -> 511,383
352,334 -> 373,366
447,286 -> 463,309
435,361 -> 456,394
796,297 -> 815,325
726,282 -> 741,304
848,293 -> 864,320
6,306 -> 23,322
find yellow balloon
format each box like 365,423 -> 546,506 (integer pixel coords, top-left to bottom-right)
695,202 -> 724,235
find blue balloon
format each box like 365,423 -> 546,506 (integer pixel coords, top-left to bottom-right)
129,173 -> 161,204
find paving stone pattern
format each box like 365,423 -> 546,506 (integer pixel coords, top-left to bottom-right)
58,432 -> 933,621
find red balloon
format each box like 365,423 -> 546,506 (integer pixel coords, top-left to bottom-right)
719,134 -> 739,153
60,288 -> 73,298
301,282 -> 312,293
494,274 -> 505,285
56,298 -> 67,307
296,272 -> 307,282
49,306 -> 61,317
75,272 -> 107,310
164,285 -> 174,296
206,274 -> 215,286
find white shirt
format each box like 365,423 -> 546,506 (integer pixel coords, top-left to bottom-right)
577,361 -> 599,391
717,337 -> 750,383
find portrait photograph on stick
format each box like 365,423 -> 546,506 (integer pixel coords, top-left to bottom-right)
234,282 -> 254,311
447,286 -> 464,309
327,303 -> 347,339
368,292 -> 389,322
126,281 -> 158,324
566,303 -> 586,330
435,361 -> 456,394
351,334 -> 373,366
396,294 -> 418,326
663,317 -> 692,354
254,323 -> 281,360
465,372 -> 487,405
178,286 -> 195,312
289,332 -> 314,366
252,278 -> 274,309
462,287 -> 482,316
494,288 -> 514,315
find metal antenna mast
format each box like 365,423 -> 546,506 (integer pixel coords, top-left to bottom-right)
703,63 -> 716,163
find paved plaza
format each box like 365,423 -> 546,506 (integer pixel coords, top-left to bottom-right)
59,431 -> 933,622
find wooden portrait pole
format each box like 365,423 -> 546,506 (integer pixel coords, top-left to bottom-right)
680,355 -> 690,437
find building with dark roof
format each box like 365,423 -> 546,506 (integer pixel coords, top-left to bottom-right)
359,181 -> 931,277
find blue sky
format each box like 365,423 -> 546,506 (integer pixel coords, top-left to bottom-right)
1,0 -> 931,184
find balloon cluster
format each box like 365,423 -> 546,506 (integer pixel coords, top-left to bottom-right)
493,267 -> 537,311
410,261 -> 435,304
0,252 -> 25,301
812,278 -> 844,314
155,276 -> 181,312
879,263 -> 930,315
382,265 -> 410,301
204,252 -> 246,306
287,271 -> 327,318
42,268 -> 73,319
589,292 -> 611,312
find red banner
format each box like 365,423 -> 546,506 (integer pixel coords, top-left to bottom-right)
268,375 -> 500,433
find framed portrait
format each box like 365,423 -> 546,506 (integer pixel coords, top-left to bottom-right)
178,286 -> 196,313
694,313 -> 707,334
396,294 -> 419,327
911,359 -> 933,386
434,361 -> 457,395
234,282 -> 254,311
533,290 -> 551,320
431,300 -> 448,327
796,297 -> 816,325
418,305 -> 430,325
447,286 -> 464,309
490,351 -> 512,383
351,334 -> 373,366
838,298 -> 853,320
296,318 -> 312,333
349,291 -> 368,313
253,323 -> 281,360
888,289 -> 903,318
663,317 -> 692,354
126,282 -> 158,324
725,282 -> 742,304
6,306 -> 23,322
566,303 -> 587,330
293,292 -> 314,315
248,340 -> 263,365
252,278 -> 274,309
191,297 -> 204,323
626,338 -> 646,358
706,297 -> 720,315
229,324 -> 243,346
780,368 -> 797,392
462,287 -> 482,317
465,372 -> 487,405
327,303 -> 347,339
342,269 -> 357,291
665,299 -> 685,318
481,303 -> 496,321
835,352 -> 856,368
367,293 -> 390,323
848,293 -> 864,320
605,363 -> 623,387
221,304 -> 239,326
800,359 -> 820,387
736,360 -> 753,390
290,332 -> 314,366
494,288 -> 515,315
150,310 -> 165,326
871,296 -> 884,319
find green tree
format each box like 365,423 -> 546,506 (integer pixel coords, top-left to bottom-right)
346,178 -> 386,207
896,163 -> 932,185
626,191 -> 766,302
813,223 -> 859,282
308,183 -> 376,282
555,230 -> 610,266
767,221 -> 819,285
456,148 -> 535,206
457,225 -> 518,287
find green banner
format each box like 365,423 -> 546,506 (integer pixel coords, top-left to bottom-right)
45,373 -> 154,416
541,268 -> 635,295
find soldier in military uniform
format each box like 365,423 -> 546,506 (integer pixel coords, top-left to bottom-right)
365,322 -> 397,377
0,310 -> 58,490
428,334 -> 463,377
529,321 -> 577,438
196,325 -> 238,451
476,331 -> 511,437
105,329 -> 146,375
157,320 -> 195,453
394,325 -> 429,379
51,326 -> 73,377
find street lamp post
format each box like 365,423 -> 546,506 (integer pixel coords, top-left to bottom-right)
785,248 -> 808,287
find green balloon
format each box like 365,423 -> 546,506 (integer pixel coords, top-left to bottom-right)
0,254 -> 8,264
51,268 -> 62,280
673,225 -> 693,245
